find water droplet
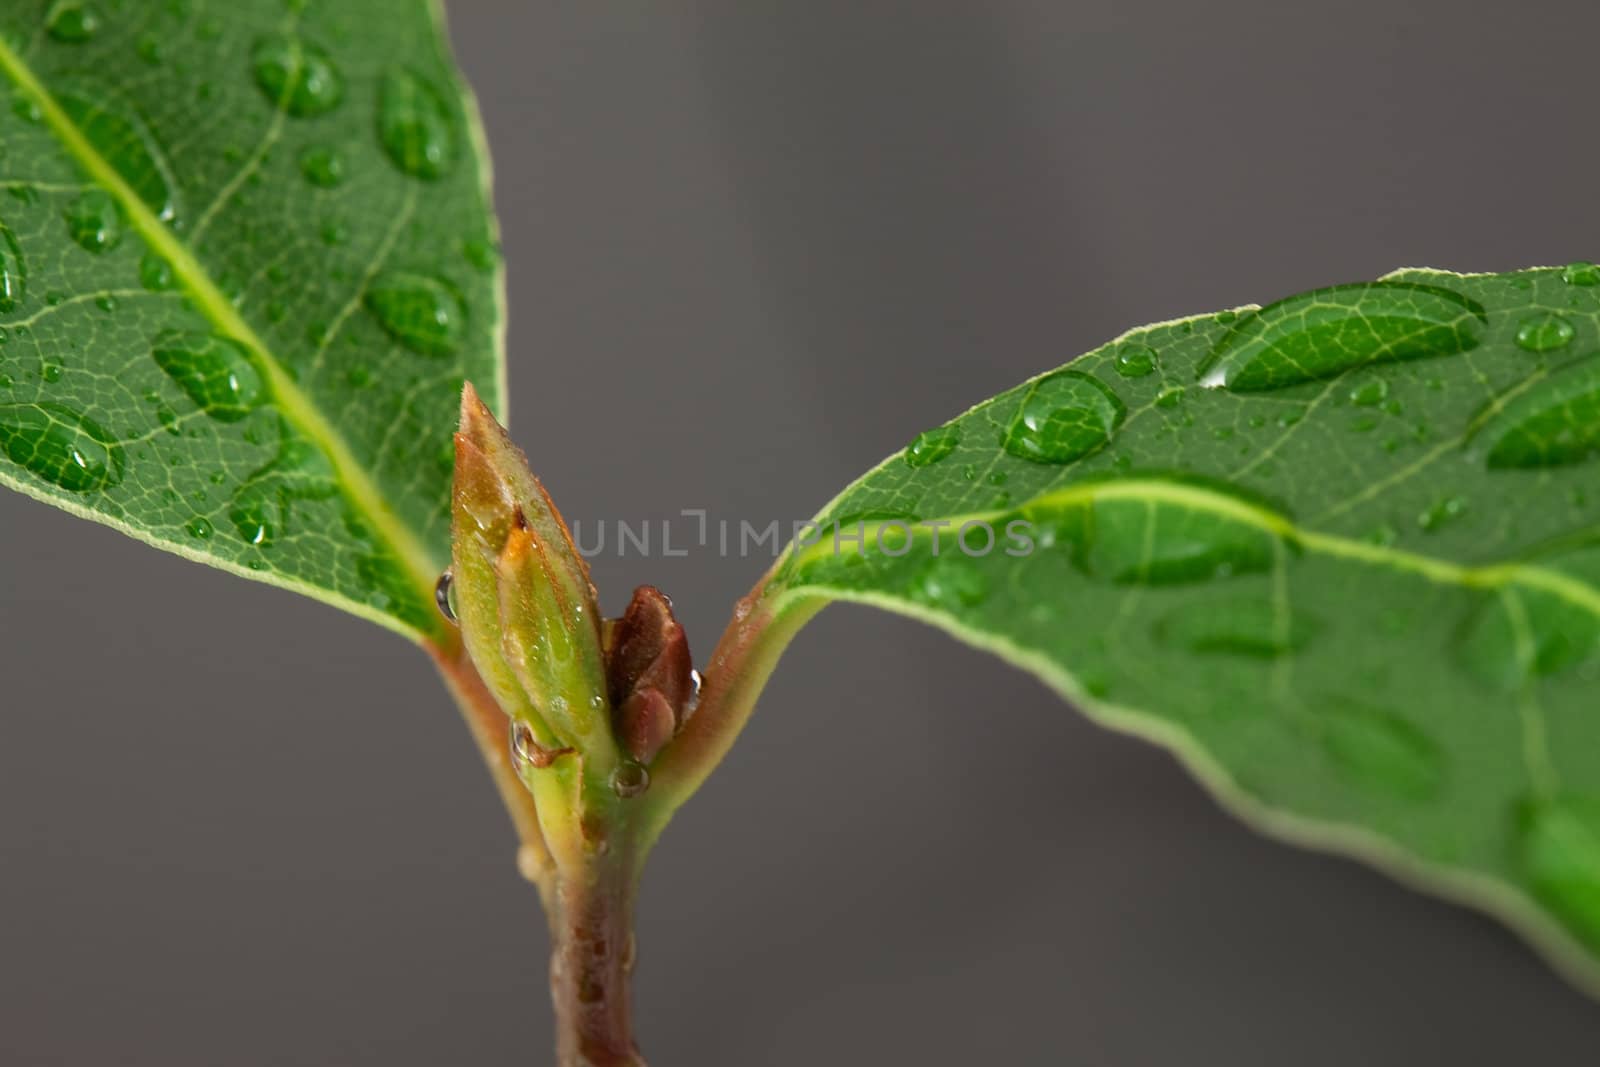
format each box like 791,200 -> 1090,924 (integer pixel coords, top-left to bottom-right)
63,189 -> 122,253
903,423 -> 959,468
1154,596 -> 1318,657
57,93 -> 177,224
1113,343 -> 1157,378
1000,369 -> 1124,464
298,145 -> 345,188
1315,699 -> 1443,799
11,96 -> 42,125
1477,355 -> 1600,469
95,294 -> 117,313
40,361 -> 63,383
463,237 -> 499,273
1518,796 -> 1600,950
228,482 -> 282,547
0,403 -> 123,491
911,556 -> 989,609
0,225 -> 25,311
1082,483 -> 1288,585
610,762 -> 651,798
46,2 -> 100,43
1417,494 -> 1467,532
185,516 -> 214,540
151,331 -> 267,422
1562,261 -> 1600,287
364,271 -> 465,356
1456,588 -> 1599,690
377,68 -> 458,180
434,569 -> 458,622
1154,386 -> 1185,409
251,34 -> 344,117
1515,313 -> 1575,353
1198,282 -> 1486,392
139,251 -> 174,291
1349,378 -> 1389,407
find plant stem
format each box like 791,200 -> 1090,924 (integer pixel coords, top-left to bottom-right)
550,848 -> 646,1067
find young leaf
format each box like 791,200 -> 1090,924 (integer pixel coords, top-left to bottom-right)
0,0 -> 501,639
768,266 -> 1600,992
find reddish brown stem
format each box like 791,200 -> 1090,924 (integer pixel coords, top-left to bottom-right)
551,852 -> 646,1067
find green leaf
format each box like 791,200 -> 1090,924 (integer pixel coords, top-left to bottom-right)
770,266 -> 1600,993
0,0 -> 502,640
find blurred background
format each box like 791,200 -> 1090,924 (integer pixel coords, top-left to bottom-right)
5,1 -> 1600,1063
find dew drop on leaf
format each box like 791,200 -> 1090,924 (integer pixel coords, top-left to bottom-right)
1000,369 -> 1124,464
1198,282 -> 1485,391
911,555 -> 989,609
1417,494 -> 1467,532
139,251 -> 175,291
0,224 -> 25,311
298,145 -> 346,188
1455,588 -> 1600,691
377,68 -> 458,180
903,423 -> 959,468
1561,261 -> 1600,287
1316,701 -> 1443,800
251,35 -> 345,117
1348,378 -> 1389,407
57,93 -> 177,223
1515,313 -> 1576,353
185,516 -> 214,540
1154,596 -> 1318,657
63,189 -> 122,253
151,331 -> 267,423
1084,488 -> 1285,585
364,271 -> 465,356
1519,797 -> 1600,951
228,482 -> 282,547
1476,355 -> 1600,469
45,2 -> 100,43
1113,343 -> 1157,378
0,402 -> 123,491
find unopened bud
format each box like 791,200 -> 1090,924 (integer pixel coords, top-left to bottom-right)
604,586 -> 694,764
451,383 -> 611,759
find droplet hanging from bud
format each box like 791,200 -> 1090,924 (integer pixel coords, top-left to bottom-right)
610,761 -> 650,798
435,569 -> 457,622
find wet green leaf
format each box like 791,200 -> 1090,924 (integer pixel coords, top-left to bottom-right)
0,0 -> 501,639
772,267 -> 1600,993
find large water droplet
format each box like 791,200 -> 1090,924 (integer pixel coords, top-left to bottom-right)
1083,483 -> 1288,585
1154,596 -> 1318,657
1000,369 -> 1125,464
1315,699 -> 1443,799
1198,282 -> 1486,392
364,271 -> 465,356
251,35 -> 344,117
911,555 -> 989,609
0,402 -> 123,491
1477,355 -> 1600,469
45,2 -> 100,42
63,189 -> 122,252
1456,588 -> 1600,690
151,331 -> 267,422
0,225 -> 25,311
57,93 -> 177,223
377,69 -> 457,180
139,251 -> 174,291
903,423 -> 959,468
1518,796 -> 1600,950
1515,313 -> 1575,353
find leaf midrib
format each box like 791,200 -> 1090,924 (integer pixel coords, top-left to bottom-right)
0,33 -> 442,635
787,477 -> 1600,617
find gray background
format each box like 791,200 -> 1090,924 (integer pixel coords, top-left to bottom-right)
3,1 -> 1599,1063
